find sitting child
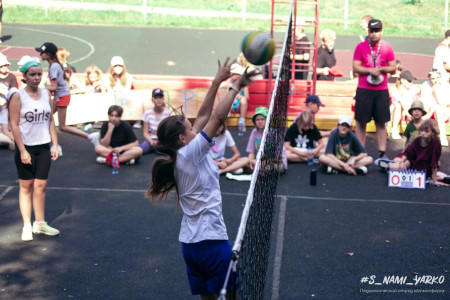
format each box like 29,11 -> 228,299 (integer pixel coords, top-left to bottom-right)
247,107 -> 287,173
374,119 -> 449,186
95,105 -> 142,165
389,70 -> 419,139
225,106 -> 288,176
284,110 -> 325,162
402,100 -> 426,149
84,65 -> 107,93
135,88 -> 172,156
319,115 -> 373,175
210,122 -> 248,174
0,88 -> 17,150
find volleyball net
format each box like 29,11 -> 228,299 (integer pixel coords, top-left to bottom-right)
219,5 -> 292,300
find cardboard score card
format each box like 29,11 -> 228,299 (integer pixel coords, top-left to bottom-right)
388,169 -> 426,190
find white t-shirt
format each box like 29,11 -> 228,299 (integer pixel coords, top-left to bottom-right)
18,88 -> 52,146
390,85 -> 418,109
141,107 -> 172,140
420,81 -> 449,113
210,130 -> 235,162
433,43 -> 450,81
175,133 -> 228,244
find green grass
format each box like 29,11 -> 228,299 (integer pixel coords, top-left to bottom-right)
4,0 -> 448,37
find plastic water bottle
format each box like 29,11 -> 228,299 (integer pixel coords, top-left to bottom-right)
238,118 -> 244,136
112,153 -> 119,175
307,147 -> 313,166
84,123 -> 93,132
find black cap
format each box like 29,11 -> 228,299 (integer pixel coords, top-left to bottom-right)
368,19 -> 382,30
399,70 -> 416,82
35,42 -> 58,56
152,88 -> 164,97
305,94 -> 325,107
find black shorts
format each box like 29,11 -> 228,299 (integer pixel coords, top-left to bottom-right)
354,87 -> 390,124
15,143 -> 52,180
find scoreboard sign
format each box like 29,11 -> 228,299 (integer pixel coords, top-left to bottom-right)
388,169 -> 426,190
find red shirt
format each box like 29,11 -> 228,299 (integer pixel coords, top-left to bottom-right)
404,136 -> 441,178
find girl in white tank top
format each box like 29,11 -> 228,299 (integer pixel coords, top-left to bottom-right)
18,88 -> 52,146
9,60 -> 60,242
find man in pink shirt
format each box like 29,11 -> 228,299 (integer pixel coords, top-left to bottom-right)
353,19 -> 396,159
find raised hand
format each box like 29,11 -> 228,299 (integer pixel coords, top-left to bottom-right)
214,57 -> 234,83
235,67 -> 261,90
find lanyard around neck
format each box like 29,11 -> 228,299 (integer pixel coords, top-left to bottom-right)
369,40 -> 382,67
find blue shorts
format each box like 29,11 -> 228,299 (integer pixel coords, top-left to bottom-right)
138,140 -> 155,154
182,240 -> 238,295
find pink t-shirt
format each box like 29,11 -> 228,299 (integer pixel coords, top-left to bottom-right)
353,40 -> 395,90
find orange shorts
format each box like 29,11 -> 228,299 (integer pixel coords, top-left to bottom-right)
56,94 -> 71,107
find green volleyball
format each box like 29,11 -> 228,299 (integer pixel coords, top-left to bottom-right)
241,31 -> 275,66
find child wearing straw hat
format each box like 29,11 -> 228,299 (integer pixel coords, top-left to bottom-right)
402,100 -> 427,149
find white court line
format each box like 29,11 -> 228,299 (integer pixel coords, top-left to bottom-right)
0,45 -> 13,53
284,194 -> 450,206
0,186 -> 14,202
7,25 -> 95,64
271,196 -> 287,300
0,185 -> 448,206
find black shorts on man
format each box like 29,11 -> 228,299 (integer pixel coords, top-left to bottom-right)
354,87 -> 390,124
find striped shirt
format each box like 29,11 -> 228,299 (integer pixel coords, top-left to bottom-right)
141,107 -> 172,139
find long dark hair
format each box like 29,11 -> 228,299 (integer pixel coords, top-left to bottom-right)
146,115 -> 187,204
48,53 -> 68,81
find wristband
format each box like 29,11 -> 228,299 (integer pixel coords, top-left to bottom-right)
229,85 -> 240,93
200,130 -> 213,143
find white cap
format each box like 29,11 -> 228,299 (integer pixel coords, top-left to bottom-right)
338,115 -> 352,126
17,55 -> 32,66
0,55 -> 10,67
111,56 -> 124,66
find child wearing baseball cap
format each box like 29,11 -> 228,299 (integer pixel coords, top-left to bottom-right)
319,115 -> 373,175
134,88 -> 173,156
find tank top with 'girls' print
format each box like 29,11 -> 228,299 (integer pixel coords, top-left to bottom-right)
18,88 -> 52,146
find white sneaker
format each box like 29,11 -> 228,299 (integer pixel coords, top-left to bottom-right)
327,166 -> 338,174
391,127 -> 401,140
88,132 -> 100,147
21,224 -> 33,241
96,156 -> 106,164
33,221 -> 60,236
133,121 -> 142,128
356,166 -> 368,175
126,158 -> 135,165
232,168 -> 244,175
